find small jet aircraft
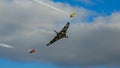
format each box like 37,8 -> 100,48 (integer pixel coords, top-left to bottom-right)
29,49 -> 36,54
47,22 -> 70,46
70,13 -> 75,18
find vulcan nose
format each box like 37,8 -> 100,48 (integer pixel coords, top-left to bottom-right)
67,22 -> 70,24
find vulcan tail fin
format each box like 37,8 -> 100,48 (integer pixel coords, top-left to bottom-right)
53,30 -> 58,34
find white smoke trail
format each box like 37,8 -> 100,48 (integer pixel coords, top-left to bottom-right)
33,0 -> 66,13
0,43 -> 14,48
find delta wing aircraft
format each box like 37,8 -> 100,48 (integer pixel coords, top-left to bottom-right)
47,22 -> 70,46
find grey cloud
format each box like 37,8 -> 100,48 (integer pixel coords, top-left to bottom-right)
0,0 -> 120,67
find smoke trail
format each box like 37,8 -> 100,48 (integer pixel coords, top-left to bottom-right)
33,0 -> 66,13
0,43 -> 14,48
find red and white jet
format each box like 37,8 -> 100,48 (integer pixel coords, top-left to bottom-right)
29,49 -> 36,54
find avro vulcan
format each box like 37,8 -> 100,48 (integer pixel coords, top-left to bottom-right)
47,22 -> 70,46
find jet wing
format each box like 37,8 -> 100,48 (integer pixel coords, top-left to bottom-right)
47,36 -> 61,46
60,22 -> 70,33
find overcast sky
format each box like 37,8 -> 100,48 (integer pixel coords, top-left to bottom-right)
0,0 -> 120,68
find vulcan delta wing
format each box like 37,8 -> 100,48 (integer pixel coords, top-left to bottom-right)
46,22 -> 70,46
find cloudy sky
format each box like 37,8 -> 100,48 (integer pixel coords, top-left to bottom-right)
0,0 -> 120,68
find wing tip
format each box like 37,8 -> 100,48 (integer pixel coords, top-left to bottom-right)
46,44 -> 50,46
